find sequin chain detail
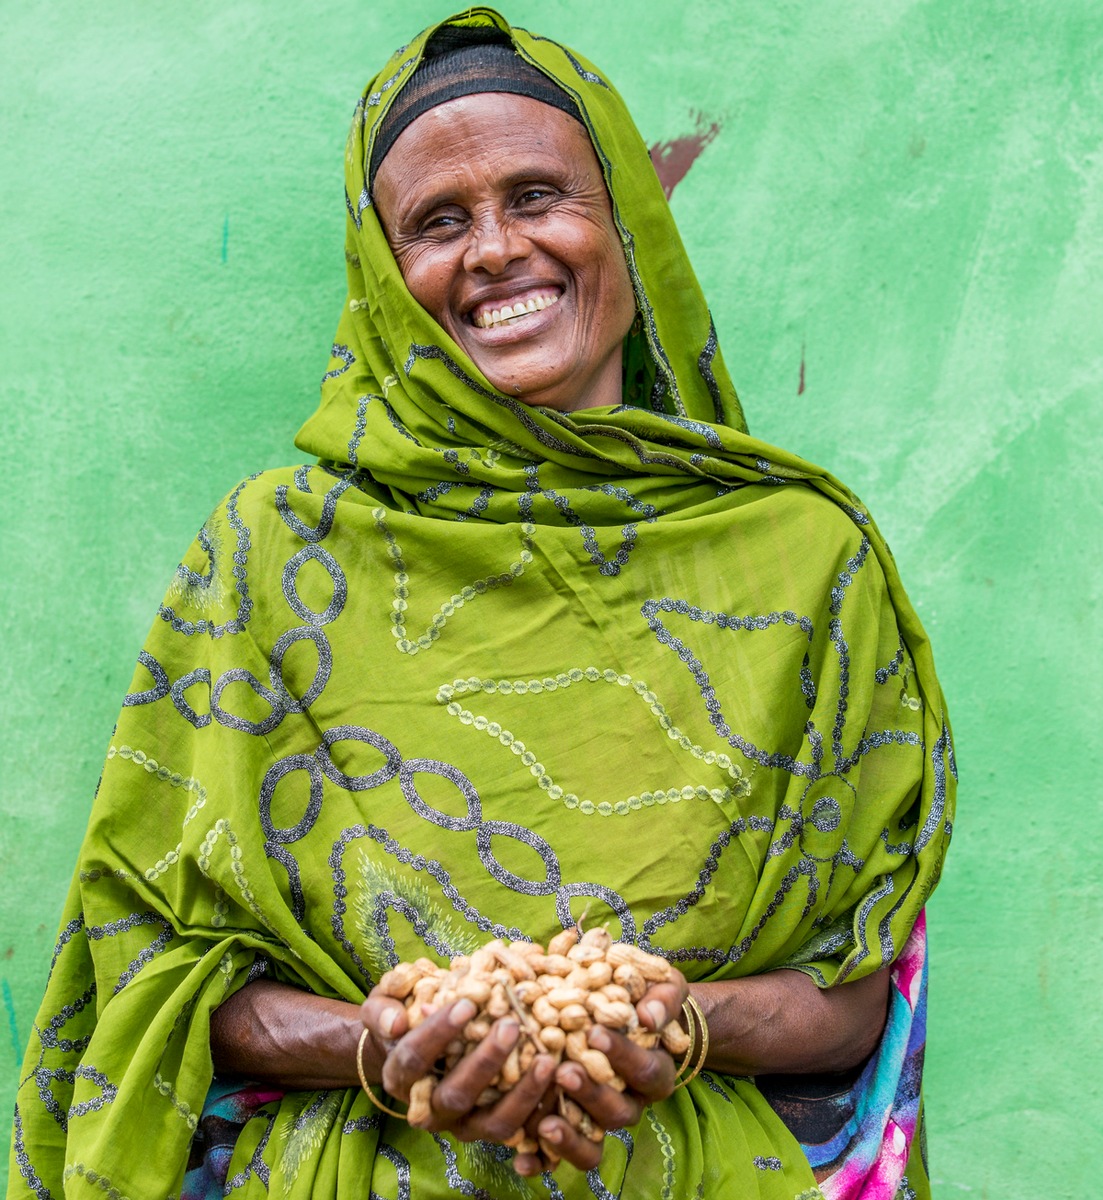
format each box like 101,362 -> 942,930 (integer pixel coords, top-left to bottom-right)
373,508 -> 536,655
436,669 -> 750,816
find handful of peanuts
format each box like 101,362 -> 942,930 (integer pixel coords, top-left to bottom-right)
374,925 -> 690,1170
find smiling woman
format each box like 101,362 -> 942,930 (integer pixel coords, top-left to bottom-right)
8,8 -> 953,1200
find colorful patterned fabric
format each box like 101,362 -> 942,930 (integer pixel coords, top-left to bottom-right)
800,912 -> 929,1199
8,8 -> 954,1199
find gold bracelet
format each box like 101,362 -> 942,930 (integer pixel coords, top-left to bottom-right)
673,994 -> 709,1090
356,1027 -> 409,1120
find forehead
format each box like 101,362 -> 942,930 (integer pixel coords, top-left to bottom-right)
375,92 -> 598,191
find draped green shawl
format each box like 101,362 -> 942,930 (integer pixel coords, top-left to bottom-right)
10,9 -> 954,1199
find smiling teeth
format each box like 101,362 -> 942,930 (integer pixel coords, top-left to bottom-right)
475,293 -> 559,329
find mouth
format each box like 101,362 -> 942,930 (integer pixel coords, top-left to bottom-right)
469,289 -> 561,330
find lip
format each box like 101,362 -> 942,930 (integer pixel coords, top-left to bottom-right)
459,283 -> 566,343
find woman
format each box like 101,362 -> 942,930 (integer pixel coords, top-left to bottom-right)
9,9 -> 953,1199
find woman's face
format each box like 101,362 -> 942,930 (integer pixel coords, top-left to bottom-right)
373,92 -> 637,412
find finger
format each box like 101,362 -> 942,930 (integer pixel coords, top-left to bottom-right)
555,1059 -> 642,1132
382,999 -> 477,1099
536,1113 -> 604,1173
588,1025 -> 677,1101
512,1151 -> 547,1178
360,994 -> 409,1049
456,1053 -> 556,1144
430,1018 -> 520,1122
636,979 -> 689,1033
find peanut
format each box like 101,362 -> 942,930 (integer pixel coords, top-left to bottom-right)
538,1026 -> 566,1054
406,1076 -> 435,1125
566,944 -> 605,967
580,927 -> 612,952
613,964 -> 647,1001
381,931 -> 686,1174
547,928 -> 579,957
660,1020 -> 691,1056
604,943 -> 671,981
557,1003 -> 590,1031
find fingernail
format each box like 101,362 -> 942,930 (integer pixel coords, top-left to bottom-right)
534,1056 -> 554,1085
643,1000 -> 666,1030
494,1019 -> 520,1048
539,1120 -> 563,1144
449,999 -> 477,1027
379,1008 -> 398,1039
588,1026 -> 611,1052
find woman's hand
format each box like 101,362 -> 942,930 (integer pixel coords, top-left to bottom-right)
512,970 -> 689,1177
360,992 -> 558,1148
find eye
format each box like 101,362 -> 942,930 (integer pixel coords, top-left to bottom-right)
515,185 -> 557,209
417,208 -> 467,238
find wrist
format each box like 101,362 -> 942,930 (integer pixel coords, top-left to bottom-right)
355,1023 -> 390,1086
673,991 -> 709,1088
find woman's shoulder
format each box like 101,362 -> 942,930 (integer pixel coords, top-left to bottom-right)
738,473 -> 881,555
199,461 -> 385,532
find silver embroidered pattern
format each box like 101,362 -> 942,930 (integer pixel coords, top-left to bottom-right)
586,1126 -> 634,1199
38,985 -> 95,1054
11,1103 -> 51,1200
170,667 -> 211,728
524,34 -> 609,87
224,1112 -> 275,1191
275,470 -> 354,544
122,650 -> 170,707
640,817 -> 774,962
875,638 -> 907,684
555,882 -> 636,943
331,823 -> 527,968
33,1065 -> 75,1130
369,1142 -> 411,1200
67,1063 -> 118,1120
321,342 -> 354,383
476,821 -> 561,896
697,318 -> 725,422
85,912 -> 174,994
914,721 -> 953,852
699,1071 -> 733,1102
517,486 -> 655,577
282,546 -> 348,627
160,475 -> 256,637
348,394 -> 381,464
50,915 -> 85,973
260,754 -> 326,845
211,667 -> 285,736
642,597 -> 818,775
267,626 -> 333,714
403,343 -> 602,460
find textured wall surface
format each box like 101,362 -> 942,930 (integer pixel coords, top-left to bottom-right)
2,1 -> 1099,1194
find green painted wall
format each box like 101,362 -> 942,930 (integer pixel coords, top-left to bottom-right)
2,2 -> 1098,1193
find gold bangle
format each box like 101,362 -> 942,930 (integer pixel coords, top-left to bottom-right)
356,1027 -> 409,1121
673,994 -> 709,1090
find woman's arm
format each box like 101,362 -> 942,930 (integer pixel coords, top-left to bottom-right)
209,980 -> 368,1090
694,966 -> 891,1076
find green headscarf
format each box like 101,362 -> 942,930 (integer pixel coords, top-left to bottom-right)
10,9 -> 952,1199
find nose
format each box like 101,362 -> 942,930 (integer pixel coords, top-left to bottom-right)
463,211 -> 529,275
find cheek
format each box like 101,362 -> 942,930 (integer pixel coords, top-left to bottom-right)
394,249 -> 454,324
589,237 -> 635,329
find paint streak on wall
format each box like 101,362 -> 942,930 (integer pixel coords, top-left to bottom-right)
649,114 -> 721,199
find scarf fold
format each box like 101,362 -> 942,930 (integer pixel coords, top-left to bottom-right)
9,10 -> 953,1200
